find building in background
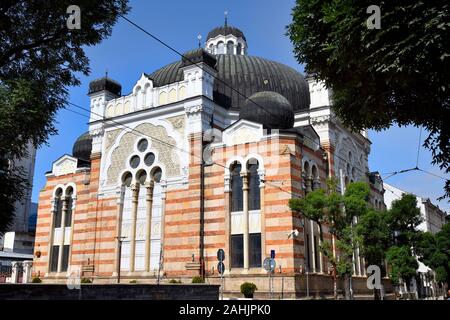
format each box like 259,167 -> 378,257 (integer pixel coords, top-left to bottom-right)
33,21 -> 388,298
384,183 -> 447,233
0,143 -> 36,282
384,182 -> 448,298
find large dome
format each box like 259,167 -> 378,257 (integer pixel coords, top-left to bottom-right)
148,53 -> 310,112
72,131 -> 92,160
240,91 -> 294,129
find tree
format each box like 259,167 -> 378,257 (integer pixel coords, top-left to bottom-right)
386,246 -> 418,287
355,208 -> 390,299
0,1 -> 130,234
416,223 -> 450,288
287,1 -> 450,199
384,194 -> 423,294
385,194 -> 423,247
289,180 -> 371,299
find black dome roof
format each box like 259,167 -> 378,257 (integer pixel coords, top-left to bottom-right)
149,54 -> 310,112
88,76 -> 122,96
207,25 -> 246,41
72,131 -> 92,160
240,91 -> 294,129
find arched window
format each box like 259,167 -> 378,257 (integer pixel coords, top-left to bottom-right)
237,43 -> 242,55
65,187 -> 73,228
230,162 -> 243,212
303,161 -> 310,177
50,186 -> 72,273
53,188 -> 63,228
311,165 -> 320,191
50,188 -> 63,272
217,41 -> 225,54
208,43 -> 214,54
227,41 -> 234,54
122,171 -> 132,187
150,167 -> 162,270
247,160 -> 260,210
303,161 -> 312,193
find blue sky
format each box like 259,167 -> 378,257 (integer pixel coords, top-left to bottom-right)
31,0 -> 449,212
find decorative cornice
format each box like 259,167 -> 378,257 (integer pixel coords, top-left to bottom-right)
184,105 -> 203,114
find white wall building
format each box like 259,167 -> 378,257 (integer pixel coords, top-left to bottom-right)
384,182 -> 448,298
384,183 -> 447,234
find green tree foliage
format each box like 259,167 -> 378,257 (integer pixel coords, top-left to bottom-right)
385,194 -> 423,246
287,1 -> 450,199
355,208 -> 390,300
0,1 -> 130,234
384,194 -> 423,289
386,246 -> 418,286
356,209 -> 390,271
416,223 -> 450,285
289,180 -> 370,299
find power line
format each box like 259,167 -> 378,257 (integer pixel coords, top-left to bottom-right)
416,127 -> 422,168
418,168 -> 447,181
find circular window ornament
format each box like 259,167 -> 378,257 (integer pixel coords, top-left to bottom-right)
137,139 -> 148,152
144,152 -> 155,167
130,155 -> 140,169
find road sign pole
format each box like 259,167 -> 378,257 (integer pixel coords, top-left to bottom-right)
217,249 -> 225,300
221,272 -> 224,300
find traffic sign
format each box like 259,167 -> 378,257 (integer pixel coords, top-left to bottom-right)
270,250 -> 275,259
217,249 -> 225,262
217,262 -> 225,274
263,258 -> 276,272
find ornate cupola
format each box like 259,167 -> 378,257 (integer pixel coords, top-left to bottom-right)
205,11 -> 247,55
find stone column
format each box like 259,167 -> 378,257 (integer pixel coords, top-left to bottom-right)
114,186 -> 125,276
145,181 -> 154,272
259,171 -> 265,266
310,220 -> 316,272
47,199 -> 56,273
158,180 -> 167,277
10,261 -> 20,283
224,174 -> 231,272
305,176 -> 312,193
129,184 -> 139,272
318,224 -> 323,273
23,261 -> 33,283
57,197 -> 67,273
242,173 -> 249,270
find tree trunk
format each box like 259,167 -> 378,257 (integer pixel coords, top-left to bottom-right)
373,288 -> 380,300
343,274 -> 350,299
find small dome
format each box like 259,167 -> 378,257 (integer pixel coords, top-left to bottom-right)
207,25 -> 246,41
240,91 -> 294,129
88,76 -> 122,96
72,132 -> 92,160
181,48 -> 217,69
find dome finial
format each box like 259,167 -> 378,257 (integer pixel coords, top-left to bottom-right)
197,33 -> 202,48
224,10 -> 228,27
